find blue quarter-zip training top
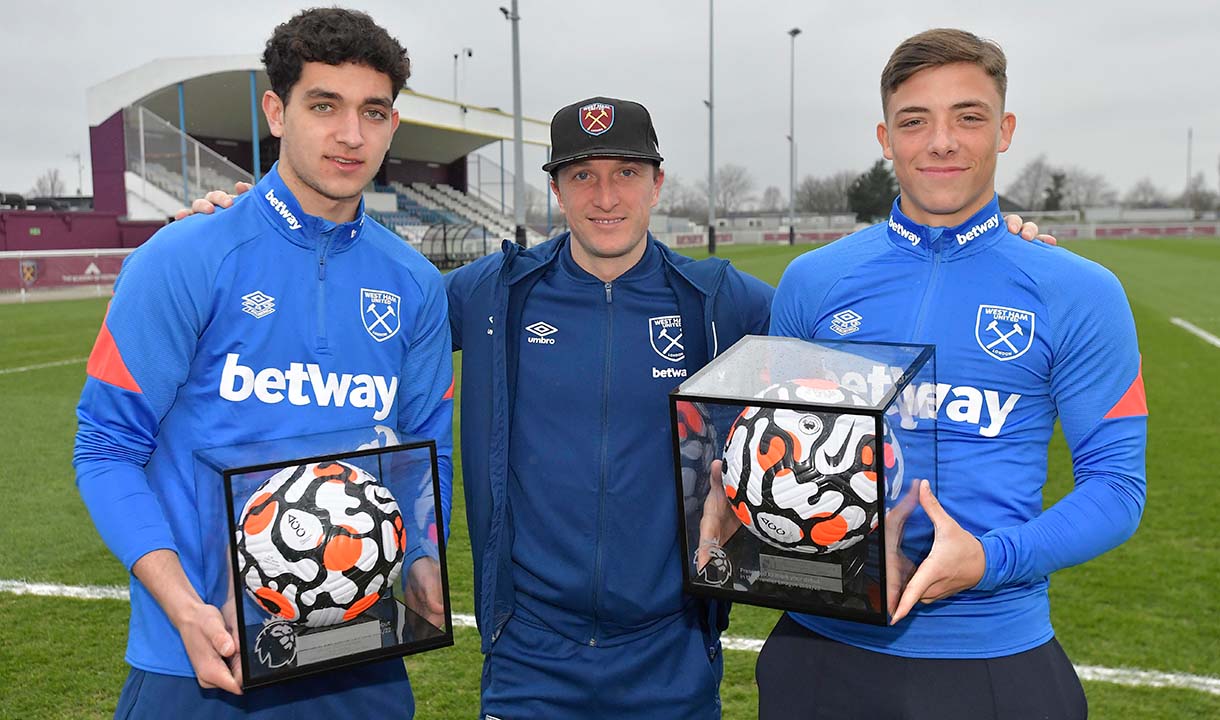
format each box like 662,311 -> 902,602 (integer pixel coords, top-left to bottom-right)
770,195 -> 1147,658
73,164 -> 454,677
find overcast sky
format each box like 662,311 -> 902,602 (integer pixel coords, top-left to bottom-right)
3,0 -> 1217,204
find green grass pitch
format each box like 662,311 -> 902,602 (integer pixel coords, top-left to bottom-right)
1,238 -> 1217,718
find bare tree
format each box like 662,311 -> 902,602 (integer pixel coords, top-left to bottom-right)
1123,178 -> 1170,209
1061,166 -> 1117,210
795,170 -> 855,213
1004,155 -> 1053,210
1179,172 -> 1218,215
30,168 -> 66,198
656,174 -> 707,220
759,186 -> 784,213
706,164 -> 755,215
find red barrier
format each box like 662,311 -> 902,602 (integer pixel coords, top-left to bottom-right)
0,251 -> 129,292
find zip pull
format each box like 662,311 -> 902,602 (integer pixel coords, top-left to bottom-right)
604,282 -> 613,303
318,255 -> 327,280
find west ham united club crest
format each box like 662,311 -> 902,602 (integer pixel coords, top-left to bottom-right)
19,259 -> 38,286
362,288 -> 401,342
975,304 -> 1035,361
580,102 -> 614,136
649,315 -> 684,362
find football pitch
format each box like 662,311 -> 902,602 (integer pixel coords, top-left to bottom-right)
1,238 -> 1218,718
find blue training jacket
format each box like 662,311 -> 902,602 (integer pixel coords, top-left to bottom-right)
73,164 -> 454,677
770,196 -> 1147,658
446,234 -> 773,653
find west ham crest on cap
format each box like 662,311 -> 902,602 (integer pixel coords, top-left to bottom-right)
580,102 -> 614,136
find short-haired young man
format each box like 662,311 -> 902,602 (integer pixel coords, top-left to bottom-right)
73,9 -> 452,718
761,29 -> 1146,719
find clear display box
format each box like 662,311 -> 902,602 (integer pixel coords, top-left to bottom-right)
670,336 -> 938,625
195,426 -> 452,689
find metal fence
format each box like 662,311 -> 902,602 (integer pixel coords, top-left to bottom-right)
124,106 -> 253,208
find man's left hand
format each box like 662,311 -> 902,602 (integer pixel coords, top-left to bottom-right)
405,557 -> 446,628
1004,214 -> 1057,245
890,480 -> 985,625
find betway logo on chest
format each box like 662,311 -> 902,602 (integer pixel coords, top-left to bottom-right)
888,215 -> 921,246
956,213 -> 999,245
265,188 -> 302,230
219,354 -> 397,421
828,365 -> 1019,438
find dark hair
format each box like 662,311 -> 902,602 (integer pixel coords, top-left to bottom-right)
263,8 -> 410,103
881,28 -> 1007,113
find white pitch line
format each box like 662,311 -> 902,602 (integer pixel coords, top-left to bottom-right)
0,357 -> 88,375
4,579 -> 1218,697
1171,317 -> 1220,349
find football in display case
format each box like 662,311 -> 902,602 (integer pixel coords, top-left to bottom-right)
195,426 -> 452,689
670,335 -> 938,625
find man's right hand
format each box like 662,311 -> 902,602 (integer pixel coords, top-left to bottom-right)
174,181 -> 251,221
176,597 -> 243,694
132,549 -> 242,694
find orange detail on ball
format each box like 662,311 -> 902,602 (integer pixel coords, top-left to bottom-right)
323,527 -> 363,572
757,436 -> 785,471
733,502 -> 753,526
255,587 -> 296,620
861,444 -> 874,467
314,462 -> 346,479
243,499 -> 277,535
884,443 -> 896,469
794,377 -> 839,389
809,513 -> 849,546
343,593 -> 381,622
679,403 -> 705,434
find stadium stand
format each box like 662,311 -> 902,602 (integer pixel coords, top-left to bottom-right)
59,55 -> 553,269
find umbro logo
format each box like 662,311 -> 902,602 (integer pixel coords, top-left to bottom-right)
526,321 -> 557,345
829,309 -> 861,336
241,291 -> 275,319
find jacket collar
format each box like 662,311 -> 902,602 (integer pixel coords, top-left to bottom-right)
251,162 -> 367,252
500,232 -> 728,297
885,194 -> 1007,257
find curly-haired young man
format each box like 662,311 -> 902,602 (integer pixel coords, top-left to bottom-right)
74,9 -> 452,718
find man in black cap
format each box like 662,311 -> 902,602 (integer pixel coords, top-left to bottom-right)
446,96 -> 773,718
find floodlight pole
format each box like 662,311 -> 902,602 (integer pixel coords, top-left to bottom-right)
68,152 -> 83,195
706,0 -> 716,255
453,47 -> 472,102
502,2 -> 527,247
788,27 -> 801,246
1186,127 -> 1192,194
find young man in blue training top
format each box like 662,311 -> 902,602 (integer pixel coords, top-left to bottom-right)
73,8 -> 452,718
760,28 -> 1147,719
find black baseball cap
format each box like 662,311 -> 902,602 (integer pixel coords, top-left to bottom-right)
541,96 -> 664,173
